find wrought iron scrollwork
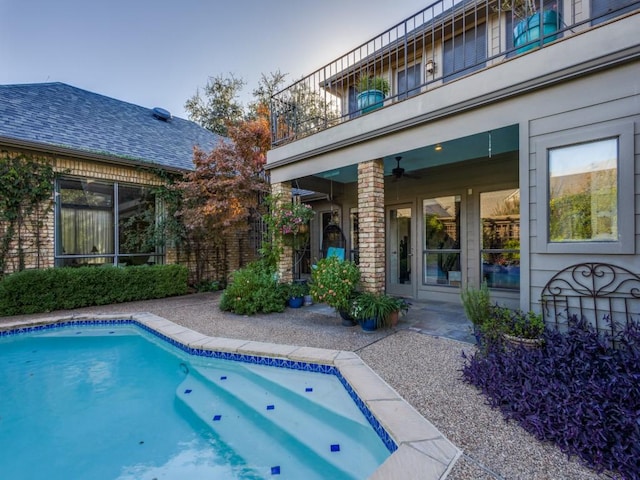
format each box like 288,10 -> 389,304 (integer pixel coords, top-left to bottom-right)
541,262 -> 640,334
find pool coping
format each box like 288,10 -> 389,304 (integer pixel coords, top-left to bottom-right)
1,311 -> 461,480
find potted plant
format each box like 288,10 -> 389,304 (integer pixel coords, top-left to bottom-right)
460,281 -> 491,344
498,307 -> 545,348
287,281 -> 308,308
356,74 -> 390,114
500,0 -> 561,54
386,297 -> 411,328
265,194 -> 315,249
309,256 -> 360,322
350,291 -> 399,332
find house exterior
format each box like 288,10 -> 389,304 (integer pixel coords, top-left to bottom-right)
266,0 -> 640,315
0,82 -> 252,281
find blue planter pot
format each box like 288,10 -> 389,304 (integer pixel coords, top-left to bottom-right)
357,90 -> 385,113
514,10 -> 561,54
288,297 -> 304,308
360,317 -> 378,332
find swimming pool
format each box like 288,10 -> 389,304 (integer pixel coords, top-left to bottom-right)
0,313 -> 460,479
1,321 -> 392,479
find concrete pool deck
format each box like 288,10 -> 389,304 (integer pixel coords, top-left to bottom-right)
0,292 -> 603,480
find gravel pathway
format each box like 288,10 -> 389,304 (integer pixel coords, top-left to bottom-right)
0,292 -> 607,479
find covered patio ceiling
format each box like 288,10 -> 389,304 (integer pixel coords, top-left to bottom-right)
299,124 -> 519,188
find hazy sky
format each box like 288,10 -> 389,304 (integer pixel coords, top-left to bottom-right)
0,0 -> 428,119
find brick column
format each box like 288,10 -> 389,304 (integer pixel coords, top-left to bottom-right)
271,181 -> 293,284
358,159 -> 385,293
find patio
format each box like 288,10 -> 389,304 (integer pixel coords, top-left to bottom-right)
0,292 -> 602,479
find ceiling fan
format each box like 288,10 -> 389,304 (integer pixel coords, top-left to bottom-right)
392,156 -> 420,180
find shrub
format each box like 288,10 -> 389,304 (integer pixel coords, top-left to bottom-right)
219,260 -> 288,315
309,256 -> 360,311
460,281 -> 491,330
0,265 -> 188,316
462,316 -> 640,478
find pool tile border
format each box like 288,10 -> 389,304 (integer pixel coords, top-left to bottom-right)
1,312 -> 461,479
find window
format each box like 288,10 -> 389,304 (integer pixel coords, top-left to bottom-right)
591,0 -> 637,25
481,189 -> 520,290
549,139 -> 617,242
536,121 -> 634,254
443,23 -> 486,81
397,63 -> 421,100
55,178 -> 163,267
423,196 -> 461,286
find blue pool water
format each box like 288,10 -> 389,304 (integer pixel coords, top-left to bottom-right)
0,323 -> 391,479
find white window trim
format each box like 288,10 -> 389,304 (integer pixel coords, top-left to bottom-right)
535,121 -> 635,254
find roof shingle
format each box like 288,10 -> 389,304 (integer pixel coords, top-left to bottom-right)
0,82 -> 220,170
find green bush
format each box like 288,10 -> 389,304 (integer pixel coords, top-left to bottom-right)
220,260 -> 288,315
0,264 -> 188,316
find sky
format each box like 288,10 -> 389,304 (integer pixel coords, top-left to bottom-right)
0,0 -> 429,120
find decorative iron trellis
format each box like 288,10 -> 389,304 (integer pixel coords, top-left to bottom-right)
541,262 -> 640,334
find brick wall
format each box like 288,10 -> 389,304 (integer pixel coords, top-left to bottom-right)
1,147 -> 257,282
357,159 -> 386,293
272,181 -> 294,283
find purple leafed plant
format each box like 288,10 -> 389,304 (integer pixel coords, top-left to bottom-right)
462,316 -> 640,479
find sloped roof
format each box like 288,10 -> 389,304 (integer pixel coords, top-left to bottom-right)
0,82 -> 221,171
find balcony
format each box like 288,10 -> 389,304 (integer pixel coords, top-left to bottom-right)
271,0 -> 639,147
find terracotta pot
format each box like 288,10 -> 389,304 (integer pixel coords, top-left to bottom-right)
503,333 -> 543,349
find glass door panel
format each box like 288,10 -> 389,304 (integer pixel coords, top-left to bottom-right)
387,205 -> 413,296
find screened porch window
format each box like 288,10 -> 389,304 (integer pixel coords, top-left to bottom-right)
423,195 -> 461,286
56,178 -> 163,267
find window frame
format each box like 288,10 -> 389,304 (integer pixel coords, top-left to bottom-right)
422,194 -> 462,287
535,121 -> 634,254
54,176 -> 165,267
396,62 -> 422,100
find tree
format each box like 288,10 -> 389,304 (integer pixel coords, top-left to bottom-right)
184,73 -> 245,136
248,70 -> 288,121
175,115 -> 271,284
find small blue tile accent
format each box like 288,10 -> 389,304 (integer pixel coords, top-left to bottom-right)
271,466 -> 280,475
305,387 -> 313,392
266,405 -> 275,410
212,415 -> 222,421
184,389 -> 192,394
331,444 -> 340,452
220,376 -> 227,380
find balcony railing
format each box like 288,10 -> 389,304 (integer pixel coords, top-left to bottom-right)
271,0 -> 639,147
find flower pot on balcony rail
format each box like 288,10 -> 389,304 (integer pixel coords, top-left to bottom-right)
514,10 -> 561,54
357,90 -> 385,114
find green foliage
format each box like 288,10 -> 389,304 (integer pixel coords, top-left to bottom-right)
356,75 -> 390,95
219,260 -> 288,315
0,265 -> 188,316
350,291 -> 399,328
184,73 -> 246,136
309,256 -> 360,311
286,281 -> 308,299
0,152 -> 57,276
460,281 -> 491,327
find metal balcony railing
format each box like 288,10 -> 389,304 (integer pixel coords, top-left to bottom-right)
271,0 -> 639,147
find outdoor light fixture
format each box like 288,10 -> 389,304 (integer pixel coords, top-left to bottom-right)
426,59 -> 436,75
435,144 -> 443,151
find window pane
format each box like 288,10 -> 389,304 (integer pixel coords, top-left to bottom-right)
443,24 -> 486,81
118,185 -> 157,254
58,179 -> 114,255
397,63 -> 421,100
481,189 -> 520,290
548,138 -> 617,242
424,195 -> 461,286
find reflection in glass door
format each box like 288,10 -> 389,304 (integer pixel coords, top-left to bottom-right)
387,205 -> 413,296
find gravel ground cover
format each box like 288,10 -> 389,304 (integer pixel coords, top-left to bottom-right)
1,292 -> 606,479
